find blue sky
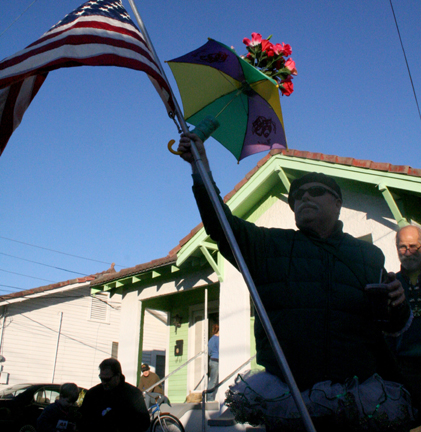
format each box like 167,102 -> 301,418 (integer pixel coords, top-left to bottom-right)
1,0 -> 420,295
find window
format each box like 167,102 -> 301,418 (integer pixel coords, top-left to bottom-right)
44,388 -> 60,404
34,387 -> 59,405
89,293 -> 109,322
155,354 -> 166,392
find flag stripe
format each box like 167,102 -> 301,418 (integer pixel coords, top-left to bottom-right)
14,75 -> 46,129
0,38 -> 164,88
0,0 -> 175,156
0,19 -> 152,73
0,85 -> 19,149
30,16 -> 149,48
0,74 -> 46,155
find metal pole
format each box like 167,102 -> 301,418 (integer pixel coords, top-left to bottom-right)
0,306 -> 7,355
52,312 -> 63,383
127,3 -> 316,431
204,287 -> 208,399
144,350 -> 206,392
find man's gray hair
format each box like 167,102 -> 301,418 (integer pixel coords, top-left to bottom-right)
396,224 -> 421,246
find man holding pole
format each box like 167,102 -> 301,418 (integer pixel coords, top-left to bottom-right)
177,133 -> 415,431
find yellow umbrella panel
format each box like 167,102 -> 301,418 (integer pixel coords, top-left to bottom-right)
168,39 -> 287,161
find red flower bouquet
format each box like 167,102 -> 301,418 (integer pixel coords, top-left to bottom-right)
242,33 -> 297,96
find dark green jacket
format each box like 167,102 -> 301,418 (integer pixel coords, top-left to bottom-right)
193,177 -> 410,390
387,269 -> 421,357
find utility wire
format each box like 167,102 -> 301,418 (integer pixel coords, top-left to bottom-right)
389,0 -> 421,123
0,289 -> 119,310
0,289 -> 121,312
0,284 -> 23,292
16,313 -> 111,355
0,0 -> 39,39
0,235 -> 125,267
0,268 -> 56,283
0,252 -> 88,276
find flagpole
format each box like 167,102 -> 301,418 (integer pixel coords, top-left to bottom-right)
127,2 -> 316,431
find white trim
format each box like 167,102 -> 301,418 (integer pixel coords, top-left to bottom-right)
165,317 -> 170,395
0,281 -> 90,306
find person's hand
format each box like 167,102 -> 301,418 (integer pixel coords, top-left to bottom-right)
386,272 -> 406,307
177,133 -> 210,172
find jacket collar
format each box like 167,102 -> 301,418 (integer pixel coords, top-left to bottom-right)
300,220 -> 344,243
400,265 -> 421,286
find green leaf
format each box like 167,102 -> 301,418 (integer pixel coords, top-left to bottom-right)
273,70 -> 291,79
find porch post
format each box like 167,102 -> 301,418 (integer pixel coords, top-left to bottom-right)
219,261 -> 251,400
118,290 -> 142,385
204,288 -> 209,395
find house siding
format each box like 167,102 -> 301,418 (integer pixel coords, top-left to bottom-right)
0,285 -> 121,389
168,320 -> 189,403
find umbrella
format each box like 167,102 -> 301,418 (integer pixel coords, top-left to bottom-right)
167,38 -> 287,161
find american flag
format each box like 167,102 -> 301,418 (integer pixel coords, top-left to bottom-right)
0,0 -> 175,156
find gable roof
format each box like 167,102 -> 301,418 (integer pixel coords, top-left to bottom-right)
90,147 -> 421,291
91,255 -> 178,288
0,264 -> 116,305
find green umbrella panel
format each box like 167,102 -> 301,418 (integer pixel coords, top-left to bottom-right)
168,39 -> 287,161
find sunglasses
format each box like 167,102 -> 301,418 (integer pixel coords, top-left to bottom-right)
99,375 -> 115,383
292,185 -> 340,202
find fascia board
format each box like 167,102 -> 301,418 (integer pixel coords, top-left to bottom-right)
176,228 -> 209,266
0,281 -> 90,306
226,158 -> 284,215
272,155 -> 421,194
177,161 -> 279,266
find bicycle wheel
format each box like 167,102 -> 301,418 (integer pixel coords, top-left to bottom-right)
151,413 -> 185,432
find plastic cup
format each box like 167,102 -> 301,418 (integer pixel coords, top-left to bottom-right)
364,283 -> 390,323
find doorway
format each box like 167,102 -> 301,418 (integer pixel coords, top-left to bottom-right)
187,302 -> 218,394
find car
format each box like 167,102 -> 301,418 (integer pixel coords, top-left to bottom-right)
0,383 -> 86,432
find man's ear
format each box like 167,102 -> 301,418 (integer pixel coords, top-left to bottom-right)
336,199 -> 342,214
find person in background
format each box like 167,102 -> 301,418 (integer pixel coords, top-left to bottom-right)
138,363 -> 165,409
138,364 -> 163,395
37,383 -> 80,432
207,323 -> 219,402
79,358 -> 149,432
388,224 -> 421,429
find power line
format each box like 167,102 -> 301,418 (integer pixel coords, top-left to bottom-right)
0,252 -> 88,276
15,313 -> 112,355
389,0 -> 421,123
0,235 -> 125,267
0,0 -> 39,39
0,268 -> 56,283
0,290 -> 121,313
0,289 -> 120,310
0,284 -> 23,293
